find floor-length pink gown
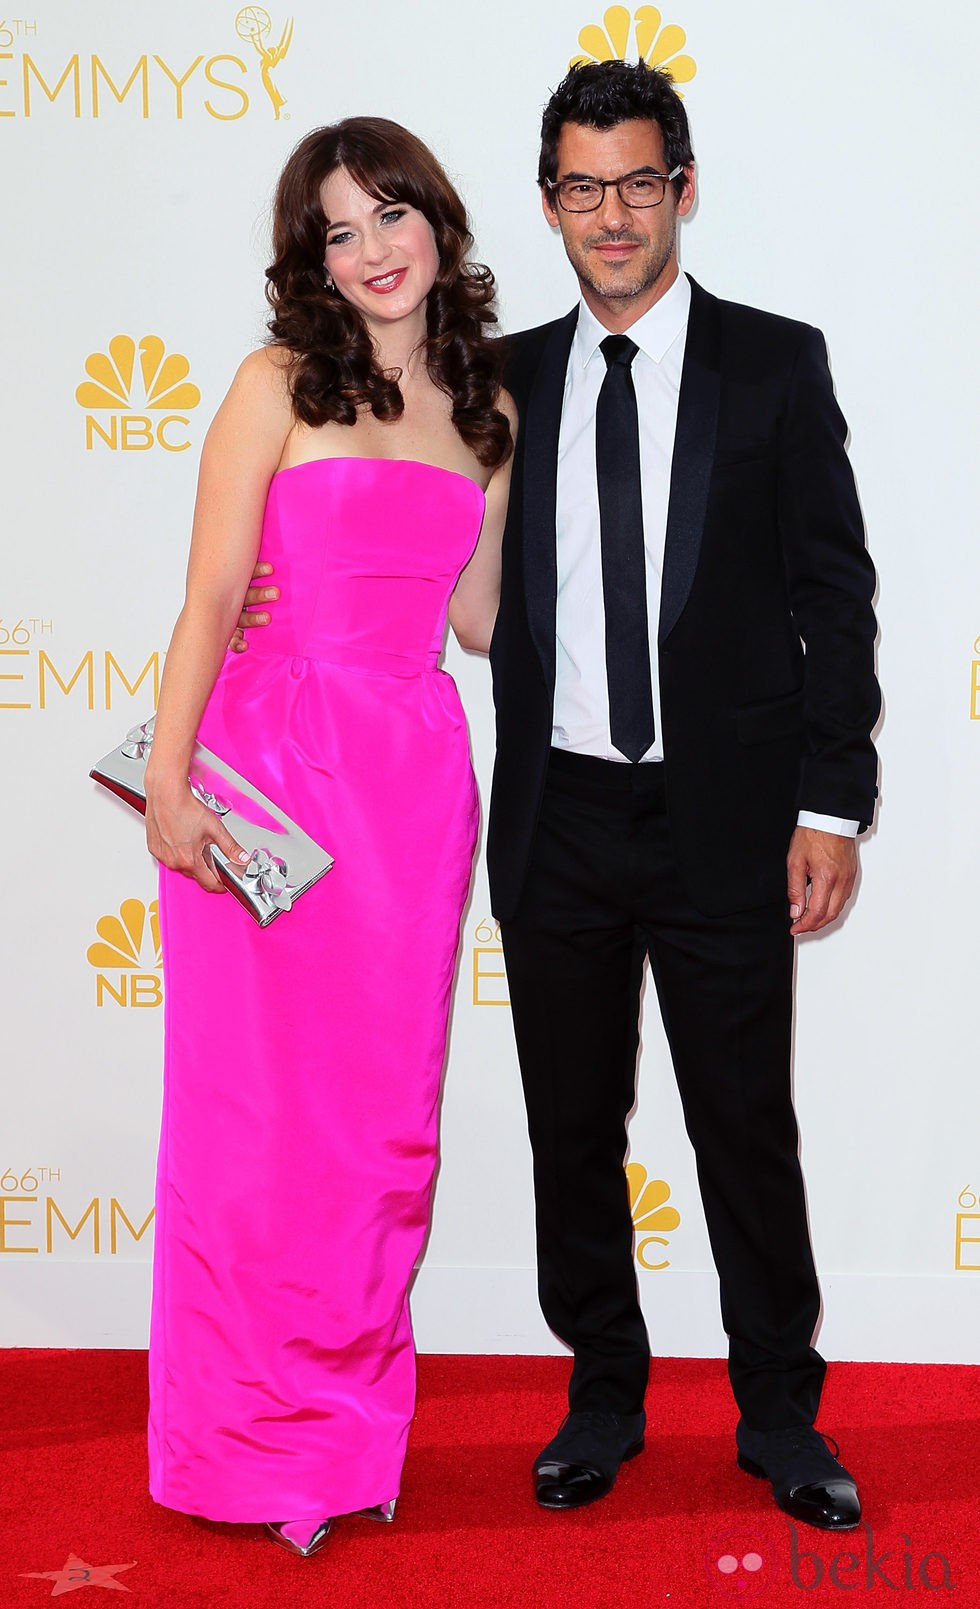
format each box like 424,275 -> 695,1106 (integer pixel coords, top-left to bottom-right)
149,457 -> 484,1522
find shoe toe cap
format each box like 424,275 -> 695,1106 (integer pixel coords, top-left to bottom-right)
788,1478 -> 861,1529
535,1461 -> 611,1509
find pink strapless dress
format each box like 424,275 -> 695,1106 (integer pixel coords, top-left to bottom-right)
149,458 -> 484,1522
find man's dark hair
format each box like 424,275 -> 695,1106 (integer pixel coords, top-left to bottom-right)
537,60 -> 694,200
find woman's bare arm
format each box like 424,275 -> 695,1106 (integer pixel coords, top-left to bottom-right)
448,393 -> 517,654
144,348 -> 293,889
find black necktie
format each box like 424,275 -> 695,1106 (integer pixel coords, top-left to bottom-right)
596,334 -> 655,763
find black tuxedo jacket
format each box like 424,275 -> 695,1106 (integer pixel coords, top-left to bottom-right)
487,278 -> 880,921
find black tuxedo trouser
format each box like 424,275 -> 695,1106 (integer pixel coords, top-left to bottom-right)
500,748 -> 826,1430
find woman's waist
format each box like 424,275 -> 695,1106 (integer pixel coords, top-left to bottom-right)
242,631 -> 442,676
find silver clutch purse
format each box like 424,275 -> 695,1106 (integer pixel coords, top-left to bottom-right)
90,717 -> 334,927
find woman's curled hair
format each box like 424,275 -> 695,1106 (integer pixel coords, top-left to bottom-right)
265,117 -> 511,470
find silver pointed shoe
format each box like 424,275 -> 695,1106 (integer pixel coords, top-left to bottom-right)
352,1499 -> 397,1523
264,1518 -> 333,1556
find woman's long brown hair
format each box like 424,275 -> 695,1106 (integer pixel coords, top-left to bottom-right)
266,117 -> 512,470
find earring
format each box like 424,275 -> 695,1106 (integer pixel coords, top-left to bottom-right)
323,271 -> 333,290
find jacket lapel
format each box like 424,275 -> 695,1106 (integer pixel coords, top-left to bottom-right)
521,308 -> 578,692
659,277 -> 721,644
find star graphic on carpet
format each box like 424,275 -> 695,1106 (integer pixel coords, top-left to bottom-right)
20,1555 -> 136,1596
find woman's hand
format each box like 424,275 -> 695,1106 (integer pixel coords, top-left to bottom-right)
145,777 -> 249,893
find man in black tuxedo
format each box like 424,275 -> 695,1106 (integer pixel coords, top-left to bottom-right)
487,61 -> 879,1528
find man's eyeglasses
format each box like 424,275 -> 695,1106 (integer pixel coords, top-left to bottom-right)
544,167 -> 683,213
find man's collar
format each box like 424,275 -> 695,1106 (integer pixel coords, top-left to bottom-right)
573,270 -> 691,369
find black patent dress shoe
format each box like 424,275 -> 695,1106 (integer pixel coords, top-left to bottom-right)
736,1421 -> 861,1530
534,1409 -> 646,1510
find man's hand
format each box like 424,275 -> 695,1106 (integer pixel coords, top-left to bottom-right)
786,826 -> 857,936
230,561 -> 279,653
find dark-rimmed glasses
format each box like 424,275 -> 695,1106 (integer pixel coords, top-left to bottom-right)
544,166 -> 683,213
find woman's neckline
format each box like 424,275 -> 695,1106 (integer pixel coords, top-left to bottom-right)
272,456 -> 486,497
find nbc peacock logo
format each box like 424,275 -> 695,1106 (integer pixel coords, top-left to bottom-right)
87,898 -> 163,1009
571,5 -> 697,89
75,335 -> 201,453
627,1163 -> 681,1268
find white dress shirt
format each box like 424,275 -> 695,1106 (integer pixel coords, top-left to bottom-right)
552,271 -> 857,837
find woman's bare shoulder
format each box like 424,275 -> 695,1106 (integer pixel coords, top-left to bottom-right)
497,385 -> 519,431
234,344 -> 293,392
220,345 -> 295,429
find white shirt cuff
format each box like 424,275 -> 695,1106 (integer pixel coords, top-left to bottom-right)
797,811 -> 860,838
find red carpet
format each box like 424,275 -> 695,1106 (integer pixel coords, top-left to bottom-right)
1,1352 -> 977,1607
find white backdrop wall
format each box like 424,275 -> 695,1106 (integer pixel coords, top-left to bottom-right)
2,0 -> 978,1361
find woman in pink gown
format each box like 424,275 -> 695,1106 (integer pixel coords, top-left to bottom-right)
143,119 -> 514,1556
